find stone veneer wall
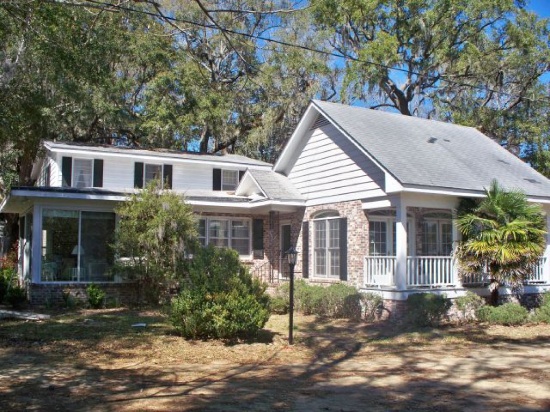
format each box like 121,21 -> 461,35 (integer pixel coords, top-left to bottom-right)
29,282 -> 139,307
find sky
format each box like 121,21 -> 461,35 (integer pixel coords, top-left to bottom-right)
529,0 -> 550,17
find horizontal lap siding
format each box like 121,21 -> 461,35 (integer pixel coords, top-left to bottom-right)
173,163 -> 212,191
103,157 -> 134,190
288,124 -> 385,202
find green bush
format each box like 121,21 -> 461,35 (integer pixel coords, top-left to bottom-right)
5,285 -> 27,308
170,246 -> 270,340
269,295 -> 289,314
532,293 -> 550,324
455,291 -> 486,322
407,293 -> 451,327
0,268 -> 15,303
361,292 -> 384,322
86,284 -> 106,309
273,280 -> 362,319
476,303 -> 529,326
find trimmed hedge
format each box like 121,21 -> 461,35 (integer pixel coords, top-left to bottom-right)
406,293 -> 451,326
476,303 -> 529,326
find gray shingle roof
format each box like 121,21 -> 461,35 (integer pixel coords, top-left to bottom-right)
248,169 -> 305,201
44,141 -> 272,168
313,100 -> 550,198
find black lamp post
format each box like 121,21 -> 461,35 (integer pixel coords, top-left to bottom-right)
286,246 -> 298,345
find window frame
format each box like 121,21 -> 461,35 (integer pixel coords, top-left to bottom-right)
221,169 -> 239,191
72,158 -> 94,188
313,213 -> 340,279
368,213 -> 415,256
144,163 -> 163,187
422,217 -> 453,256
197,216 -> 252,257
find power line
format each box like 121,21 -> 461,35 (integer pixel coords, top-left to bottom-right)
6,0 -> 550,104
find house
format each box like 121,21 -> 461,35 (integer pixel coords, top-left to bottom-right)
2,100 -> 550,308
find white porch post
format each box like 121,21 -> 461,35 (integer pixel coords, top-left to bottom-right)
452,209 -> 460,286
544,211 -> 550,283
395,198 -> 408,289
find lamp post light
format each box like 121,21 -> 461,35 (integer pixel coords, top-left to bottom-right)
286,246 -> 298,345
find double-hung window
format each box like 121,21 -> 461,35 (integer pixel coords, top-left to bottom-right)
61,157 -> 103,188
198,217 -> 251,256
368,210 -> 413,256
422,213 -> 453,256
144,164 -> 162,186
222,170 -> 239,191
73,159 -> 93,188
313,212 -> 340,278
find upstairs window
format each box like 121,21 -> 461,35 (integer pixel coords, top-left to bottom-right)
134,162 -> 172,189
62,157 -> 103,188
213,168 -> 245,191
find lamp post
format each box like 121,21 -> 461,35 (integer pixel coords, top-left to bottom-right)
286,246 -> 298,345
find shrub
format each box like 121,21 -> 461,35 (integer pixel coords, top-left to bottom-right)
87,284 -> 106,309
5,284 -> 27,308
407,293 -> 451,327
476,303 -> 529,326
532,293 -> 550,324
170,246 -> 270,340
360,292 -> 384,322
455,291 -> 486,322
0,268 -> 15,303
269,296 -> 289,314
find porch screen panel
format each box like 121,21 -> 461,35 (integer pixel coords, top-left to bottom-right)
423,221 -> 438,255
41,210 -> 78,282
80,212 -> 116,282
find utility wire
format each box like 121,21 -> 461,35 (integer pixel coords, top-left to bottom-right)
5,0 -> 550,104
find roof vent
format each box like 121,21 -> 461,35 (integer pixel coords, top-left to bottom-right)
427,137 -> 437,144
310,115 -> 330,130
524,178 -> 540,184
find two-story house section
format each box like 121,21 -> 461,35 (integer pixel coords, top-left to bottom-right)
1,141 -> 305,303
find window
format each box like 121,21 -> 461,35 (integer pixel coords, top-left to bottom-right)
368,210 -> 413,256
40,210 -> 115,282
73,159 -> 93,188
62,157 -> 103,188
198,217 -> 251,256
313,212 -> 340,278
422,214 -> 453,256
134,162 -> 172,189
222,170 -> 239,191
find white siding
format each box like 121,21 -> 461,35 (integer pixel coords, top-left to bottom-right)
173,163 -> 213,191
288,124 -> 386,204
103,157 -> 134,190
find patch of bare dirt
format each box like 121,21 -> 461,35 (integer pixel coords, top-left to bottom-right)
1,310 -> 550,411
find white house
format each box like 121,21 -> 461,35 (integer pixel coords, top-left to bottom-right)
2,100 -> 550,307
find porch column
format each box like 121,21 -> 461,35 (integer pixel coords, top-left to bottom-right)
395,199 -> 408,290
451,209 -> 460,286
544,211 -> 550,283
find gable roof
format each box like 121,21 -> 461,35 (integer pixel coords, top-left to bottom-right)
278,100 -> 550,199
242,169 -> 305,201
44,141 -> 272,168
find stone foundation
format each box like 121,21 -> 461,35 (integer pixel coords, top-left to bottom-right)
29,282 -> 139,307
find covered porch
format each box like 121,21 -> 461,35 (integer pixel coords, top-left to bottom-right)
362,193 -> 550,291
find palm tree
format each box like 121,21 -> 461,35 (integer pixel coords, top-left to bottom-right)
456,180 -> 546,305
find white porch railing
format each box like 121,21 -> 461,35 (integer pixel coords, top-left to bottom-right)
365,255 -> 549,288
406,256 -> 455,287
364,256 -> 396,287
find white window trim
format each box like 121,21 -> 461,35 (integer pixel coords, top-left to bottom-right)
144,163 -> 164,186
73,158 -> 94,188
369,216 -> 415,256
221,169 -> 239,191
313,215 -> 340,279
198,216 -> 252,258
422,217 -> 453,256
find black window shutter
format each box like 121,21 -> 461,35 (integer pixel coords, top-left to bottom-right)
302,221 -> 309,278
339,217 -> 348,281
213,168 -> 222,191
93,159 -> 104,188
239,170 -> 245,181
253,219 -> 264,259
134,162 -> 144,188
61,157 -> 72,187
163,164 -> 173,189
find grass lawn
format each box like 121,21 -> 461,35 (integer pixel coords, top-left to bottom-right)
1,307 -> 550,411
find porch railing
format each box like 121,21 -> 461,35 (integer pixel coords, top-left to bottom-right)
365,255 -> 549,288
406,256 -> 455,287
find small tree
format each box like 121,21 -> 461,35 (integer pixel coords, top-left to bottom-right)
456,180 -> 546,305
114,180 -> 197,304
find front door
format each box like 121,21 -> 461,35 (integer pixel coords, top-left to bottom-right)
280,224 -> 291,278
